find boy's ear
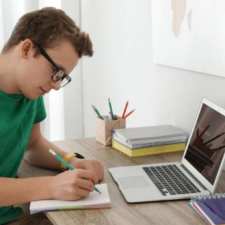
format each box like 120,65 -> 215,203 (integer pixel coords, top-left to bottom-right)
20,39 -> 35,58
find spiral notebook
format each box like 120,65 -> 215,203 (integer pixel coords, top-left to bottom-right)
189,193 -> 225,225
30,184 -> 111,214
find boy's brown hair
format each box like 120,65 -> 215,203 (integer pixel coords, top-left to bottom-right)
2,7 -> 93,57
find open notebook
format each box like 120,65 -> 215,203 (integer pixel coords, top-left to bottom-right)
30,184 -> 111,214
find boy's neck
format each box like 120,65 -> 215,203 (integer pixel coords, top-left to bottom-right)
0,52 -> 20,94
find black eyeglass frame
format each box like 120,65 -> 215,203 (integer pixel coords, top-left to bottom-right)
34,42 -> 72,88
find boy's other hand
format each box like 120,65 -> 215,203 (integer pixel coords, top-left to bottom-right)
70,159 -> 104,184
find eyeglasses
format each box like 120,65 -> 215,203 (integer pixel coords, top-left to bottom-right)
34,42 -> 72,88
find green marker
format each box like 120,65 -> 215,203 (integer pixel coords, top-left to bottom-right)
49,149 -> 74,170
49,149 -> 101,194
108,98 -> 115,120
91,105 -> 104,119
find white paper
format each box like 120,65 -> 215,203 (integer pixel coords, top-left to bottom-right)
30,183 -> 111,214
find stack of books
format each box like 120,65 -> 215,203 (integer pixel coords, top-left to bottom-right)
189,193 -> 225,225
112,125 -> 188,157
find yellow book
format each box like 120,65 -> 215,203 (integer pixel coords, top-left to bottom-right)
112,139 -> 186,157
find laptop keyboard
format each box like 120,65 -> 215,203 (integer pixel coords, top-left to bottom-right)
143,164 -> 200,196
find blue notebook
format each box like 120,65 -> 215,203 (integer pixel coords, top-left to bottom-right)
190,193 -> 225,225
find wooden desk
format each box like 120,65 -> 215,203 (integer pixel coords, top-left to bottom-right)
19,138 -> 225,225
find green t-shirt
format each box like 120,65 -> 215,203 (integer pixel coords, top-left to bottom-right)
0,91 -> 46,225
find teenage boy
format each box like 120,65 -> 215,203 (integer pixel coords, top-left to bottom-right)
0,7 -> 103,225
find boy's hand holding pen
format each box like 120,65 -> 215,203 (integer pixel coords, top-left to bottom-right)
49,149 -> 102,196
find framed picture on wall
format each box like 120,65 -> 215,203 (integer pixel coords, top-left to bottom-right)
152,0 -> 225,78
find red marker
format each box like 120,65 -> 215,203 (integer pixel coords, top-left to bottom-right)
122,101 -> 129,118
124,109 -> 135,119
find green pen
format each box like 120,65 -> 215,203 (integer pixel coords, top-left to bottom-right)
108,98 -> 115,120
49,149 -> 101,194
91,105 -> 104,119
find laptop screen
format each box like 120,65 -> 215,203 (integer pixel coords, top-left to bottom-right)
184,103 -> 225,185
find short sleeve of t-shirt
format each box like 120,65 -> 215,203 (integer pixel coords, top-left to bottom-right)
34,96 -> 46,123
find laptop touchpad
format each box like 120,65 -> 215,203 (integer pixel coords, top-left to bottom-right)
117,176 -> 150,189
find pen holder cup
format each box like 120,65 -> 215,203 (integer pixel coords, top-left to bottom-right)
96,116 -> 126,146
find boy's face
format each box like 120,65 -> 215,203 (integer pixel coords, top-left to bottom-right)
15,39 -> 79,99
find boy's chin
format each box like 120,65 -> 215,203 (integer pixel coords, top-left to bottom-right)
25,95 -> 39,100
23,90 -> 43,100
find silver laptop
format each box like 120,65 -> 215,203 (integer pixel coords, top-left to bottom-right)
109,99 -> 225,203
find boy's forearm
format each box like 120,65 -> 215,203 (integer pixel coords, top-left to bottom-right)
26,136 -> 72,170
0,176 -> 53,206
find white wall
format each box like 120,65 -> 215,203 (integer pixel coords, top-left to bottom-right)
81,0 -> 225,138
61,0 -> 84,139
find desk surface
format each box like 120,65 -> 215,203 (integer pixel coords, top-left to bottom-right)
19,138 -> 225,225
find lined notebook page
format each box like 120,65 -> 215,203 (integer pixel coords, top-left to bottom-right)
30,184 -> 111,214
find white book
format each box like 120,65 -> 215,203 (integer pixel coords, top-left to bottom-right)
30,184 -> 111,214
114,125 -> 187,141
113,135 -> 187,149
113,125 -> 188,148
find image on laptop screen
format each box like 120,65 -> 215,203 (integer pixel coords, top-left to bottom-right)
184,103 -> 225,184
